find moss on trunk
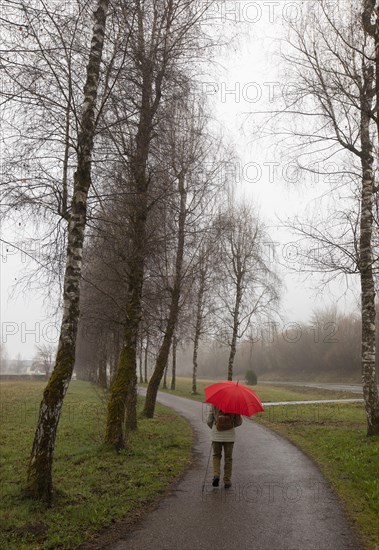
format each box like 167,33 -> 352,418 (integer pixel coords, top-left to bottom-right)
105,346 -> 135,448
143,175 -> 187,418
25,346 -> 74,503
25,0 -> 109,502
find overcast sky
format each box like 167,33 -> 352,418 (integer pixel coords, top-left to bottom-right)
0,1 -> 360,361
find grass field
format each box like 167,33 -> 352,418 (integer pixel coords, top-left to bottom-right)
154,377 -> 379,549
0,380 -> 192,549
1,377 -> 377,549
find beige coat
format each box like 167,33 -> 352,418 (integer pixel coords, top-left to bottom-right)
206,405 -> 243,442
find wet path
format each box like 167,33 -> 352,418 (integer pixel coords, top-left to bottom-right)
111,391 -> 361,550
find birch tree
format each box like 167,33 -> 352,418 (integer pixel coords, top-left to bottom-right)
362,0 -> 379,140
213,204 -> 280,381
32,344 -> 55,377
104,0 -> 169,442
24,0 -> 110,502
280,0 -> 379,434
190,238 -> 215,394
75,224 -> 127,386
105,0 -> 211,438
143,96 -> 214,418
0,1 -> 126,277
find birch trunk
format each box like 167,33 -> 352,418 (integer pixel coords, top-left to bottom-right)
227,278 -> 243,381
97,342 -> 108,389
25,0 -> 109,502
143,175 -> 187,417
362,2 -> 379,136
110,329 -> 121,383
163,362 -> 169,389
144,337 -> 149,383
104,228 -> 147,447
104,0 -> 171,443
60,90 -> 72,220
170,335 -> 177,390
191,333 -> 200,394
125,369 -> 138,432
104,0 -> 197,441
139,338 -> 144,383
359,69 -> 379,436
192,264 -> 206,394
105,65 -> 153,447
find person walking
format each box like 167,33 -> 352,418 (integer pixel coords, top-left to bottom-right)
206,404 -> 242,489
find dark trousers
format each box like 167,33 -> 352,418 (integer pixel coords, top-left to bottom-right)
212,441 -> 234,483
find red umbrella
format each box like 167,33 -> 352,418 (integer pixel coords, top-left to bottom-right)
204,380 -> 264,416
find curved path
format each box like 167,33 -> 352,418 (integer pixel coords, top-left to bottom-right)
112,391 -> 361,550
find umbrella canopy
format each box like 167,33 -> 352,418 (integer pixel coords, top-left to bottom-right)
204,380 -> 264,416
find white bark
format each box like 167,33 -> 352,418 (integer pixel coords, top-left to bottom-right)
26,0 -> 110,501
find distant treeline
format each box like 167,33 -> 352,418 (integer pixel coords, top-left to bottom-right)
74,309 -> 379,384
177,310 -> 379,383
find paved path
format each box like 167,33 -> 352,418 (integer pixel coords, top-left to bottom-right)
112,391 -> 361,550
263,399 -> 363,406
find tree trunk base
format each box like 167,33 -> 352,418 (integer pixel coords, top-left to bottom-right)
366,412 -> 379,436
105,346 -> 134,449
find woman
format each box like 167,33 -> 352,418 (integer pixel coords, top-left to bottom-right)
206,405 -> 242,488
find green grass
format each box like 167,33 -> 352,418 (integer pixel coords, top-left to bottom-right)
154,377 -> 378,550
0,380 -> 192,549
3,377 -> 376,548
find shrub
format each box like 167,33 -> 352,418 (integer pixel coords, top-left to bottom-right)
245,369 -> 257,385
